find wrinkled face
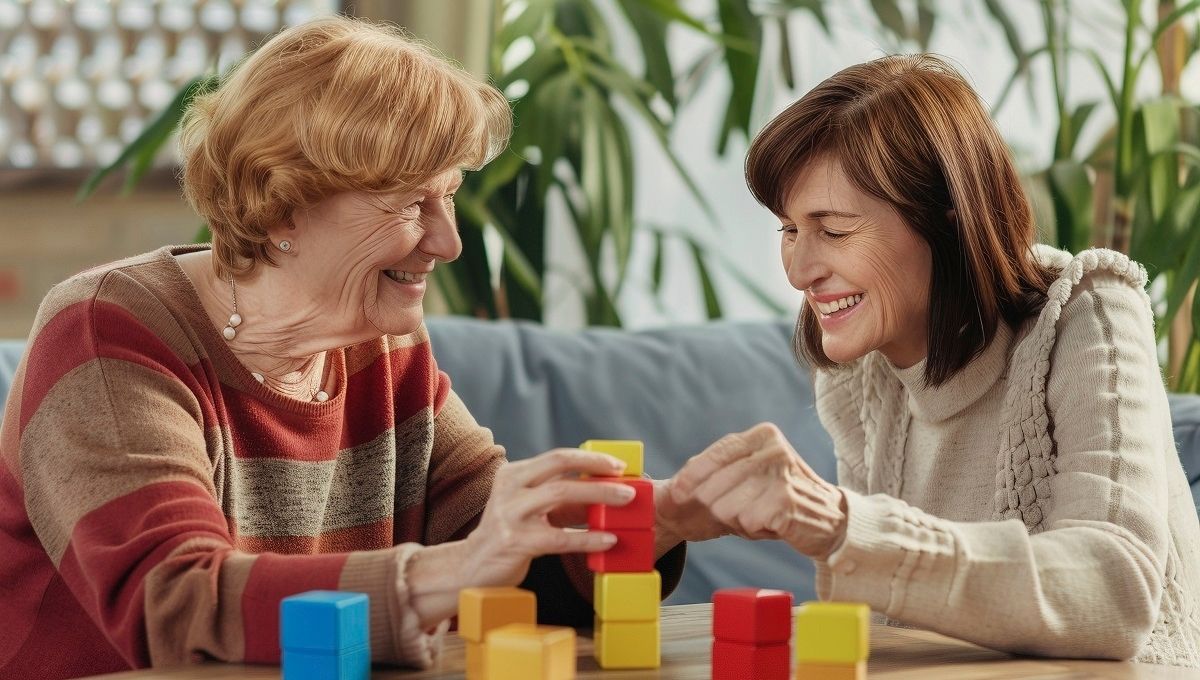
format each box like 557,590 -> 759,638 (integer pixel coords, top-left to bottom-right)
286,168 -> 463,338
779,156 -> 932,368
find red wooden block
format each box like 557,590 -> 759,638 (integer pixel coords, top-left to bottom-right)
712,640 -> 790,680
712,588 -> 793,644
587,477 -> 654,530
587,528 -> 655,573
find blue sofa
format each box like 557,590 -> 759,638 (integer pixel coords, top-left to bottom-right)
2,318 -> 1199,607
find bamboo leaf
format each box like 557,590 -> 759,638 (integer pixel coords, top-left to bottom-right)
1064,100 -> 1099,156
651,230 -> 665,293
777,15 -> 795,90
78,74 -> 217,201
1047,160 -> 1094,253
916,0 -> 936,50
715,0 -> 762,155
689,241 -> 723,319
627,0 -> 710,34
455,185 -> 544,300
869,0 -> 909,42
616,0 -> 677,110
1160,221 -> 1200,338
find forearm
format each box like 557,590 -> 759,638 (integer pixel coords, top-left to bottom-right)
822,491 -> 1162,660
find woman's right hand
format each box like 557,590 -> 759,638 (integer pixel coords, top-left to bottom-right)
459,448 -> 637,588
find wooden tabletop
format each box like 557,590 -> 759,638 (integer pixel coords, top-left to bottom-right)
92,603 -> 1195,679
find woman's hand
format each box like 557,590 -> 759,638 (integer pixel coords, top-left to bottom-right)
669,423 -> 848,559
653,478 -> 729,544
458,448 -> 636,587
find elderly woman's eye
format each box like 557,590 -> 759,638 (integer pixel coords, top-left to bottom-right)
777,225 -> 797,234
823,229 -> 848,239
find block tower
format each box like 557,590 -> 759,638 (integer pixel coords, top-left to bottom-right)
711,588 -> 793,680
457,587 -> 537,680
794,602 -> 870,679
280,591 -> 370,680
582,439 -> 660,669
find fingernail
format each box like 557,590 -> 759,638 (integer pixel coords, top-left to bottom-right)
609,457 -> 626,470
617,486 -> 636,500
601,533 -> 618,545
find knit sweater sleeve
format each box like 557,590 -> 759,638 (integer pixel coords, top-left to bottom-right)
817,270 -> 1170,660
13,278 -> 445,671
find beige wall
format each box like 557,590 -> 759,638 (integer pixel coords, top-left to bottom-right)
0,173 -> 198,338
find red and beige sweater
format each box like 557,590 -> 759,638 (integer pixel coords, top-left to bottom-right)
0,247 -> 683,679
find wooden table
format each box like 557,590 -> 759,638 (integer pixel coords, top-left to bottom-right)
93,604 -> 1195,679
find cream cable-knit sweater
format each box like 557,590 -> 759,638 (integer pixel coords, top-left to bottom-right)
813,247 -> 1200,667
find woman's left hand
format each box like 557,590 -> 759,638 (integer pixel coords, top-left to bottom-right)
668,422 -> 849,559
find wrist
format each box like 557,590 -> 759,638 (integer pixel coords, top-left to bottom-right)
817,487 -> 849,560
407,540 -> 470,630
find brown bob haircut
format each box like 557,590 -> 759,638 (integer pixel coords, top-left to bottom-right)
745,54 -> 1057,387
180,16 -> 512,278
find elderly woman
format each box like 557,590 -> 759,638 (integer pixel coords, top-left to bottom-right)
0,17 -> 689,679
668,55 -> 1200,666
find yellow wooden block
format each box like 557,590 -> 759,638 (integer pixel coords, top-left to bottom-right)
594,571 -> 660,622
457,587 -> 536,643
795,661 -> 866,679
465,640 -> 485,680
580,440 -> 643,477
484,624 -> 576,680
794,602 -> 869,664
593,618 -> 660,669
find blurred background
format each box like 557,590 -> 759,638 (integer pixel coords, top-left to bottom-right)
2,0 -> 1200,387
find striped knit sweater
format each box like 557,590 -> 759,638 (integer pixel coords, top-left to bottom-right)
813,247 -> 1200,666
0,246 -> 683,679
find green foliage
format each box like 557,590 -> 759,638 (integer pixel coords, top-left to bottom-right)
995,0 -> 1200,390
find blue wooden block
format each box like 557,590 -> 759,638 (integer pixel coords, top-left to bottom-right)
280,591 -> 369,653
282,646 -> 370,680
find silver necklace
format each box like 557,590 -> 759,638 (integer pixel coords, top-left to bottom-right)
223,277 -> 328,402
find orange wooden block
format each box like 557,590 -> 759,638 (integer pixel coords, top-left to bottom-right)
485,624 -> 576,680
794,661 -> 866,679
457,587 -> 536,643
465,640 -> 484,680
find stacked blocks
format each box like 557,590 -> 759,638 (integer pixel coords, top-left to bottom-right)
582,439 -> 660,669
485,624 -> 576,680
711,588 -> 793,680
280,591 -> 370,680
457,587 -> 537,680
794,602 -> 870,679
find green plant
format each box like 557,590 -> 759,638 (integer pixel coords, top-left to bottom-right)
991,0 -> 1200,389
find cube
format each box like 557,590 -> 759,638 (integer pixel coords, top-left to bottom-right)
795,661 -> 866,679
794,602 -> 869,664
457,587 -> 537,643
580,440 -> 643,477
465,640 -> 484,680
712,588 -> 793,644
594,571 -> 661,622
593,618 -> 659,669
586,528 -> 655,573
587,477 -> 654,530
279,591 -> 369,653
484,624 -> 576,680
712,640 -> 789,680
282,646 -> 369,680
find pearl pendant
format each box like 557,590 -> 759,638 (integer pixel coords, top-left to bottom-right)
314,390 -> 329,403
222,326 -> 236,340
229,313 -> 242,327
251,372 -> 264,383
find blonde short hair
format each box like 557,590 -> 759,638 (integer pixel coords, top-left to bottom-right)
179,15 -> 512,277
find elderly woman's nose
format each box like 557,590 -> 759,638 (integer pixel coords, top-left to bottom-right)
418,205 -> 463,262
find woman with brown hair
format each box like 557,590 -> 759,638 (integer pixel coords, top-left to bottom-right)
667,54 -> 1200,666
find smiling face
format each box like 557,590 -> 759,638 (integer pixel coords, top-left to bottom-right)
779,156 -> 932,368
278,168 -> 464,339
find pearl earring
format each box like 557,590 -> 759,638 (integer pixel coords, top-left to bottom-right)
278,240 -> 292,252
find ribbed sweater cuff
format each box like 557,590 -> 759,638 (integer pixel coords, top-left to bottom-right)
819,490 -> 906,613
339,544 -> 448,668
